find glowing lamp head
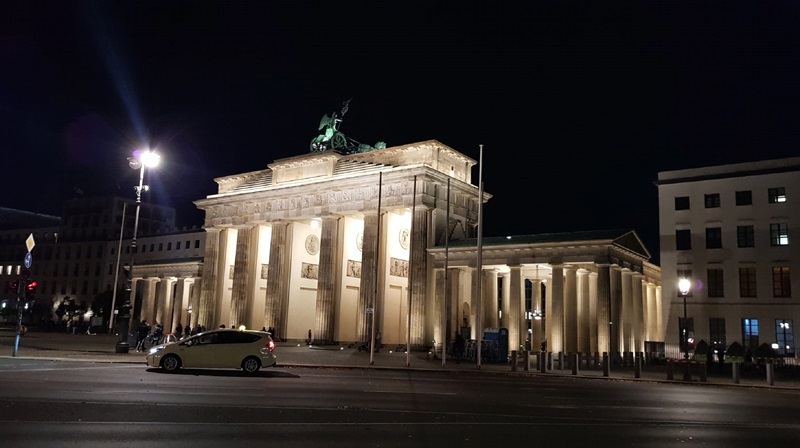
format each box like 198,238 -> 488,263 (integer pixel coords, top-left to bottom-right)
678,278 -> 691,296
129,149 -> 161,170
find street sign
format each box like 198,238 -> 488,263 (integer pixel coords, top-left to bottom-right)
25,234 -> 35,252
366,307 -> 374,314
24,253 -> 32,269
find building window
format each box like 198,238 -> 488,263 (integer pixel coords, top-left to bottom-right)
676,229 -> 691,250
159,243 -> 163,251
705,227 -> 722,249
675,196 -> 690,210
111,247 -> 116,256
707,268 -> 724,297
709,318 -> 726,349
737,225 -> 755,248
176,241 -> 181,250
738,267 -> 757,297
768,187 -> 786,203
142,245 -> 147,253
81,280 -> 88,295
772,267 -> 791,297
770,223 -> 789,246
195,240 -> 200,249
150,244 -> 154,252
704,193 -> 721,208
108,264 -> 113,275
735,190 -> 752,206
167,242 -> 172,250
775,320 -> 794,356
742,318 -> 759,351
186,240 -> 190,249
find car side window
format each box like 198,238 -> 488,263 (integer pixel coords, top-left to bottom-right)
194,333 -> 218,345
217,332 -> 260,344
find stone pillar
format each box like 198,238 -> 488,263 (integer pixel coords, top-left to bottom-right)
577,269 -> 590,354
230,226 -> 254,328
157,278 -> 175,331
357,213 -> 380,342
610,267 -> 622,358
264,222 -> 292,341
140,278 -> 156,325
198,228 -> 222,328
313,216 -> 341,344
563,266 -> 577,354
655,285 -> 663,342
646,282 -> 657,343
547,265 -> 564,354
188,278 -> 201,329
621,270 -> 633,355
172,278 -> 189,332
508,265 -> 523,352
588,271 -> 598,355
530,279 -> 543,351
632,273 -> 644,353
129,278 -> 140,325
485,270 -> 498,329
434,268 -> 446,349
596,265 -> 611,355
409,207 -> 429,347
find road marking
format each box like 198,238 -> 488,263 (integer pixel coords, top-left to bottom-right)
364,390 -> 456,395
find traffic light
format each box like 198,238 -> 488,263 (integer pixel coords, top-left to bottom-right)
26,280 -> 38,299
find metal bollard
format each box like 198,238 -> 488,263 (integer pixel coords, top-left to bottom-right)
524,350 -> 530,371
682,360 -> 692,382
732,362 -> 740,384
700,361 -> 707,382
634,353 -> 642,378
540,351 -> 547,373
766,361 -> 774,386
572,353 -> 579,375
602,352 -> 610,377
547,351 -> 554,370
558,352 -> 565,370
667,359 -> 674,380
511,350 -> 518,372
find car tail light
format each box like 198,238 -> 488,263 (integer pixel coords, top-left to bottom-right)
267,338 -> 275,352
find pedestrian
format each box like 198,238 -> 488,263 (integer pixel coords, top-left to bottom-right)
136,320 -> 149,352
375,329 -> 382,352
174,323 -> 183,340
454,333 -> 465,364
306,329 -> 312,345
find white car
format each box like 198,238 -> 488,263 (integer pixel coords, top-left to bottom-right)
146,329 -> 277,374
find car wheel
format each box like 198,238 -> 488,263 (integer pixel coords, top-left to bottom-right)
161,354 -> 181,372
242,356 -> 261,374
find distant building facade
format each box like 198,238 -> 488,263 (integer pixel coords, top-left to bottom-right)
657,157 -> 799,359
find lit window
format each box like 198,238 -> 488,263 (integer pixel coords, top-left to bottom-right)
768,187 -> 786,203
770,223 -> 789,246
742,318 -> 759,350
775,319 -> 794,356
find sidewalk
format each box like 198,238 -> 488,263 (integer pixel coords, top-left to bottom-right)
2,330 -> 799,390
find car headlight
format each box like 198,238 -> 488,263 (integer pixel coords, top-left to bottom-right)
149,346 -> 165,355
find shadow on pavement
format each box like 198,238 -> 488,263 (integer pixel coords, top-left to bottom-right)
145,367 -> 301,378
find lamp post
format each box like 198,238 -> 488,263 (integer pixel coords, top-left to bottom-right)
678,278 -> 691,381
115,149 -> 160,353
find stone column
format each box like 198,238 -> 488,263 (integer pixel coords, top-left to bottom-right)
230,226 -> 254,328
621,270 -> 633,355
188,278 -> 201,329
485,270 -> 498,329
655,285 -> 663,341
508,266 -> 523,353
610,267 -> 622,357
198,228 -> 222,328
140,278 -> 157,325
646,282 -> 657,343
577,269 -> 590,353
530,279 -> 543,351
264,222 -> 293,341
357,214 -> 380,342
409,207 -> 429,348
157,278 -> 175,331
172,278 -> 189,332
596,265 -> 611,355
129,278 -> 140,325
563,266 -> 577,354
313,216 -> 341,344
434,268 -> 446,348
632,273 -> 644,353
547,265 -> 564,354
588,271 -> 598,355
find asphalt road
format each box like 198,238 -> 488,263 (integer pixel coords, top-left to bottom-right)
0,359 -> 798,448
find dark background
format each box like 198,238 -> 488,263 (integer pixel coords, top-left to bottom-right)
3,1 -> 800,263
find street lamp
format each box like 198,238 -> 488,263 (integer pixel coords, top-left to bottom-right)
678,278 -> 691,360
115,149 -> 160,353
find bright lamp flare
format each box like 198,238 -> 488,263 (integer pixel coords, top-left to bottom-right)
678,278 -> 691,296
139,150 -> 160,168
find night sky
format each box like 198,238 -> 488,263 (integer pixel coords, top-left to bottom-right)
3,2 -> 800,263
